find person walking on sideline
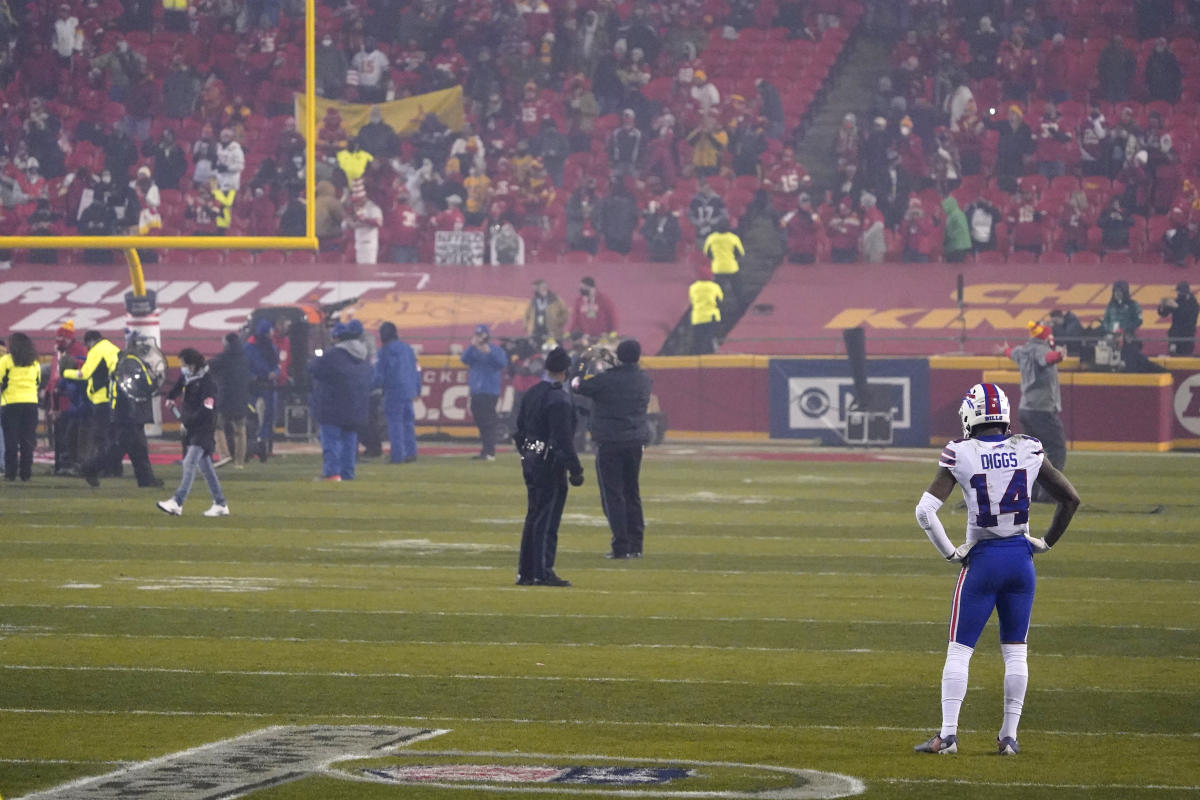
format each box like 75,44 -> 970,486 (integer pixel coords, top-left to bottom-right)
913,383 -> 1079,757
157,348 -> 229,517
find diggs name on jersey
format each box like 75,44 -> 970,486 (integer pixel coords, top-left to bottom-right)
980,452 -> 1019,470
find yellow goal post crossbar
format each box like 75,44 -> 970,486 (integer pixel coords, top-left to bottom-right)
0,0 -> 318,254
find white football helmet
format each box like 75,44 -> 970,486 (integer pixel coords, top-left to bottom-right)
959,382 -> 1010,437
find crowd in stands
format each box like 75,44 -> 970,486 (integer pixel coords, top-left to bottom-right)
0,0 -> 1195,271
0,0 -> 857,267
816,0 -> 1200,265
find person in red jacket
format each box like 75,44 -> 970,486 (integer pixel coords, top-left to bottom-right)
827,198 -> 861,263
569,276 -> 618,340
900,198 -> 938,262
1008,190 -> 1047,255
386,191 -> 424,263
781,193 -> 822,264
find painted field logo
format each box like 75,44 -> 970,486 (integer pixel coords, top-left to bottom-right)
365,765 -> 692,785
338,751 -> 866,798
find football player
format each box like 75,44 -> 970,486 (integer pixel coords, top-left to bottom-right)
913,383 -> 1080,756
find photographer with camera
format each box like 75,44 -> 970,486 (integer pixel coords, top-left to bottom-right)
1158,282 -> 1198,356
514,346 -> 583,587
461,324 -> 507,461
572,339 -> 652,559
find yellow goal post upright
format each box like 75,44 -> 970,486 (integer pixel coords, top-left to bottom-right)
0,0 -> 320,302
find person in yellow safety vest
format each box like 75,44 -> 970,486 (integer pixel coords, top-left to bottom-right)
62,330 -> 121,476
211,181 -> 236,233
703,221 -> 745,311
688,266 -> 724,355
0,332 -> 42,482
336,137 -> 374,184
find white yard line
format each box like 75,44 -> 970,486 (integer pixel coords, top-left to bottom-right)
879,778 -> 1200,792
2,663 -> 1192,695
1,602 -> 1193,631
10,631 -> 1199,661
0,707 -> 1194,741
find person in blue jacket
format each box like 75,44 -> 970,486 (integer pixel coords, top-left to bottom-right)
460,323 -> 508,461
309,320 -> 372,481
243,319 -> 279,461
374,321 -> 421,464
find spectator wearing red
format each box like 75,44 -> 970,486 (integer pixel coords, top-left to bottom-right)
570,276 -> 618,340
996,31 -> 1037,103
1041,34 -> 1070,104
385,190 -> 424,264
900,198 -> 938,263
765,147 -> 809,212
781,193 -> 822,265
433,194 -> 465,232
317,107 -> 349,161
895,116 -> 928,186
1008,190 -> 1047,255
827,198 -> 861,263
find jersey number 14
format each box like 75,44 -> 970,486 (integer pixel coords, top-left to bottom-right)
969,469 -> 1029,527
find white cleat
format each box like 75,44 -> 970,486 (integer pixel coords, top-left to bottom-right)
203,504 -> 231,517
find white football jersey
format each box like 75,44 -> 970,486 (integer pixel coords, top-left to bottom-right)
939,435 -> 1045,544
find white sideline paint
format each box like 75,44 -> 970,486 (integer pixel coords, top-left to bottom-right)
0,708 -> 1193,741
2,664 -> 1193,696
332,750 -> 866,799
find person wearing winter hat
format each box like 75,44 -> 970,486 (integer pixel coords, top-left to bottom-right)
308,321 -> 372,481
462,323 -> 508,460
513,345 -> 583,587
1004,319 -> 1066,501
572,338 -> 652,559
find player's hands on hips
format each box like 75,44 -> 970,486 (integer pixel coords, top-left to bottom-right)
569,470 -> 584,487
947,542 -> 973,563
1025,534 -> 1051,553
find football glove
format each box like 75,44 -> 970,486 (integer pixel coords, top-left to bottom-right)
569,471 -> 585,487
1025,534 -> 1051,553
947,542 -> 974,563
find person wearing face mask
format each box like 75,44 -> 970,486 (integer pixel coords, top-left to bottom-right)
315,34 -> 349,98
158,349 -> 229,517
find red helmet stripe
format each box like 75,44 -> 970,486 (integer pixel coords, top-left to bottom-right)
982,383 -> 1000,415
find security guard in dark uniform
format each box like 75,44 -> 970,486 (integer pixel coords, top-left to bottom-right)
514,347 -> 584,587
572,339 -> 652,559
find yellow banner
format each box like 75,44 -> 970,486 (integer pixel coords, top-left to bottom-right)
294,85 -> 464,139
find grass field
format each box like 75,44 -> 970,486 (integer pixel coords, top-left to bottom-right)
0,445 -> 1197,799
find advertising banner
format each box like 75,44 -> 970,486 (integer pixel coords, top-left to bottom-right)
767,358 -> 930,445
434,231 -> 486,266
727,263 -> 1194,357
